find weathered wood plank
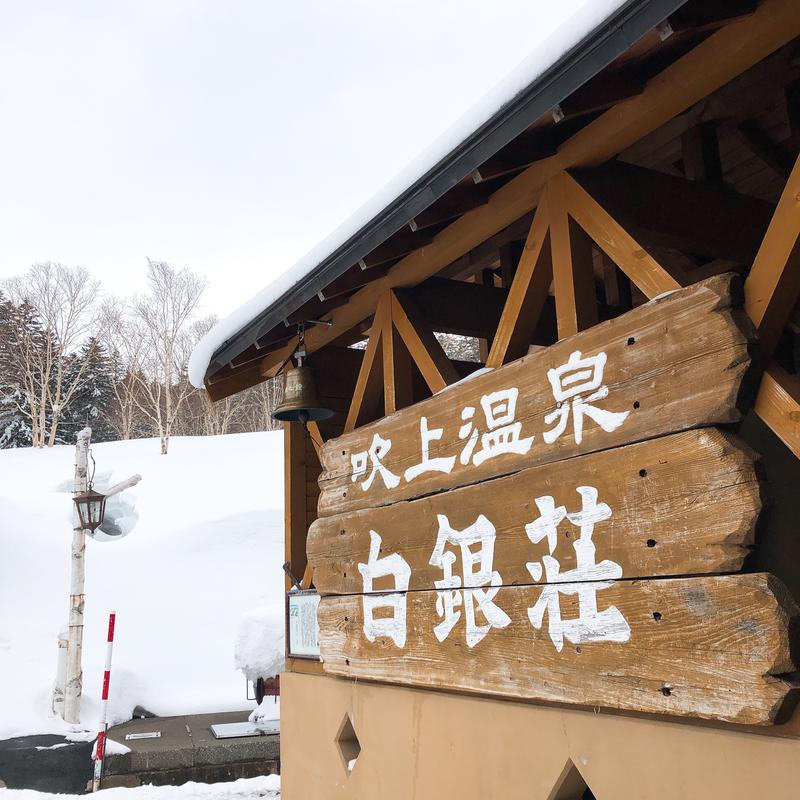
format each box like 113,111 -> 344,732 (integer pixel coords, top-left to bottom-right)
755,364 -> 800,459
308,429 -> 762,595
317,573 -> 799,725
318,275 -> 756,517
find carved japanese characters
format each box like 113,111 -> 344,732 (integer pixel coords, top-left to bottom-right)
318,275 -> 755,517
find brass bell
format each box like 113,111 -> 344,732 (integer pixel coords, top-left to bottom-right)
272,364 -> 334,425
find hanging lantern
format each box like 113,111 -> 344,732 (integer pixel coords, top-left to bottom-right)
272,322 -> 334,426
73,487 -> 107,532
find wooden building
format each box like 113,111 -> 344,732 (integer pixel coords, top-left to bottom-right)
192,0 -> 800,795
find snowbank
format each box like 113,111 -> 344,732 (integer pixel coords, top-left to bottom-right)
188,0 -> 628,388
0,775 -> 280,799
0,432 -> 285,740
234,605 -> 285,684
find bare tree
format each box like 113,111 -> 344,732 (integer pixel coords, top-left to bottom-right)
4,263 -> 101,447
240,378 -> 284,432
130,259 -> 206,454
99,301 -> 151,440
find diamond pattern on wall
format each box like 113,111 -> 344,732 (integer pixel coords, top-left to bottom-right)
548,758 -> 597,800
335,712 -> 361,776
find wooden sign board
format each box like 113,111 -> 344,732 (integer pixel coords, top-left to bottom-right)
318,574 -> 798,726
317,275 -> 755,517
309,429 -> 761,594
309,275 -> 800,725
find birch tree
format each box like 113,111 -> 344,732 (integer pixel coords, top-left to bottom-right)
241,378 -> 284,432
4,263 -> 101,447
100,302 -> 149,440
130,259 -> 206,454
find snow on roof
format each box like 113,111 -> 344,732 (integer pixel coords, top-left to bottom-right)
188,0 -> 629,389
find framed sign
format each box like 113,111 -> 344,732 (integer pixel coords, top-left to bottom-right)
287,589 -> 321,660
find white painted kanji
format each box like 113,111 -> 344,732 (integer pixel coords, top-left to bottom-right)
404,416 -> 456,482
429,513 -> 511,647
542,351 -> 629,445
351,432 -> 401,491
525,486 -> 631,652
458,388 -> 534,467
358,530 -> 411,648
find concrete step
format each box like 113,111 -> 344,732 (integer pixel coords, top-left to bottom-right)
102,711 -> 279,789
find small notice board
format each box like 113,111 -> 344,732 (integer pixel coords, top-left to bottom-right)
287,589 -> 321,659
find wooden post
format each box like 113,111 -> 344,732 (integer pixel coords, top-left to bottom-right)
64,427 -> 91,724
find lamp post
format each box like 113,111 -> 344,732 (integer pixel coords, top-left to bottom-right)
62,428 -> 92,724
55,428 -> 141,725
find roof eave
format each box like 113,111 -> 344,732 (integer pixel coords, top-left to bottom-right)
205,0 -> 687,384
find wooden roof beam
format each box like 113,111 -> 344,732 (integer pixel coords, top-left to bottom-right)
667,0 -> 759,35
250,0 -> 800,388
358,228 -> 435,270
344,307 -> 385,433
439,213 -> 533,279
573,161 -> 776,264
317,264 -> 391,300
391,290 -> 460,392
410,277 -> 509,339
732,120 -> 796,181
745,152 -> 800,355
409,179 -> 497,231
472,131 -> 558,184
556,70 -> 643,122
754,364 -> 800,459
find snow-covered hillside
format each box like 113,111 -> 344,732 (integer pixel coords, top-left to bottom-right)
0,432 -> 285,740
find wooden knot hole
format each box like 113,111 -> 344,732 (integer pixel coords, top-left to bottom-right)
633,400 -> 640,409
646,539 -> 657,548
660,685 -> 672,697
639,468 -> 647,477
652,611 -> 662,622
627,337 -> 635,346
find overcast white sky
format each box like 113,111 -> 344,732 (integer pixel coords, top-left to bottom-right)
0,1 -> 591,318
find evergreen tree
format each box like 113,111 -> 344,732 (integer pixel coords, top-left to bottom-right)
0,295 -> 41,448
60,338 -> 117,442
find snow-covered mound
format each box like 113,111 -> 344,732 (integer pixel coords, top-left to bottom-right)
234,605 -> 285,684
0,432 -> 285,740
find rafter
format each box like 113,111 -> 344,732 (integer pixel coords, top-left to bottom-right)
745,152 -> 800,355
381,293 -> 414,415
561,170 -> 684,298
548,174 -> 598,338
343,308 -> 384,433
391,291 -> 459,393
486,197 -> 552,368
573,161 -> 775,264
755,364 -> 800,459
410,277 -> 508,339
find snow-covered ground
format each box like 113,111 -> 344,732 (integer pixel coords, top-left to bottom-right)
0,432 -> 285,741
0,775 -> 280,799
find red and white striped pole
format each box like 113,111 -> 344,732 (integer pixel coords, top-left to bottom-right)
92,612 -> 116,793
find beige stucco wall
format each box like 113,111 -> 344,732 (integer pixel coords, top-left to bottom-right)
281,671 -> 800,799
